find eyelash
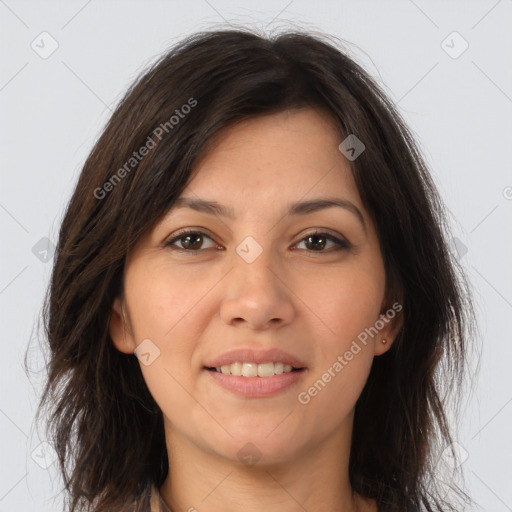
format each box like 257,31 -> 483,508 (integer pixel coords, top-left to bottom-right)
164,228 -> 351,254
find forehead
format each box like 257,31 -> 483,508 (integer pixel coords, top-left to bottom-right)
183,108 -> 363,210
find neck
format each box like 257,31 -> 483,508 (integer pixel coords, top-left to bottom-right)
159,417 -> 373,512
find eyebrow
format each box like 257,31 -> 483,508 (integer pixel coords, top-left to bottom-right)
172,196 -> 366,232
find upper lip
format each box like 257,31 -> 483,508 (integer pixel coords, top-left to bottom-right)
205,348 -> 307,369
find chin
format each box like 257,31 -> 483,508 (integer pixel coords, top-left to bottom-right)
205,429 -> 306,468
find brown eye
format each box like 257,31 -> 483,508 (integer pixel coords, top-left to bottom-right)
304,234 -> 328,251
296,231 -> 351,252
165,229 -> 350,254
166,230 -> 216,251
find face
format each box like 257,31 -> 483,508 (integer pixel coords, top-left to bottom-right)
109,108 -> 400,466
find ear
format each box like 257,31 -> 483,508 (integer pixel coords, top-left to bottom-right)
109,297 -> 137,354
373,301 -> 404,356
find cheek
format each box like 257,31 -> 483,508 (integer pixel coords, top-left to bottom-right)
309,265 -> 385,347
296,267 -> 383,409
122,263 -> 209,409
125,260 -> 214,342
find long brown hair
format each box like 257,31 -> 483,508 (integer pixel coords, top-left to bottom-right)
29,27 -> 477,511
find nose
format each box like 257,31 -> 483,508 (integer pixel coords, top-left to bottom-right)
219,243 -> 296,331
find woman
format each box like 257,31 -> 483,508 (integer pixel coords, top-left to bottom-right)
36,28 -> 475,512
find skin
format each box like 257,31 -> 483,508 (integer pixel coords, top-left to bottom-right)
109,108 -> 402,512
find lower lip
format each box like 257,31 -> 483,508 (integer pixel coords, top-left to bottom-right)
204,368 -> 307,398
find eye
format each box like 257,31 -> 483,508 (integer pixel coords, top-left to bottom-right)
295,230 -> 351,253
165,229 -> 218,252
164,229 -> 351,254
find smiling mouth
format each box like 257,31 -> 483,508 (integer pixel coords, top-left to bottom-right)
205,361 -> 304,378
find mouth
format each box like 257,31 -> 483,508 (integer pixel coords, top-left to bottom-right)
203,362 -> 307,398
203,348 -> 308,397
204,362 -> 305,378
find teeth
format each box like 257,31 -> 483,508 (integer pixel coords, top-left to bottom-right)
214,361 -> 298,377
242,362 -> 258,377
257,362 -> 274,377
230,362 -> 242,376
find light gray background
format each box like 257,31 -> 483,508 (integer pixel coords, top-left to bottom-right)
1,1 -> 511,511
